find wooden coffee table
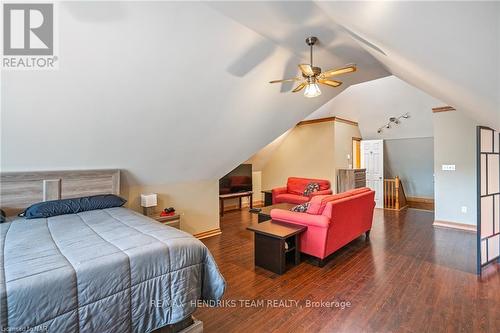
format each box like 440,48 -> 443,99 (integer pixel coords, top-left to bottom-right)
247,220 -> 306,275
254,203 -> 295,223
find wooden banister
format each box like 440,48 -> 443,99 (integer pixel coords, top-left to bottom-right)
384,177 -> 408,210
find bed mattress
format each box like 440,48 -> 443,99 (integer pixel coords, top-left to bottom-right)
0,207 -> 225,333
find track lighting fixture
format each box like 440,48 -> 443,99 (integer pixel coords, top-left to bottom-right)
377,113 -> 410,134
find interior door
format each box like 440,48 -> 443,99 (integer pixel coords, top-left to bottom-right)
361,139 -> 384,208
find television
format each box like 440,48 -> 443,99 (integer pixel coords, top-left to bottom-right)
219,164 -> 253,195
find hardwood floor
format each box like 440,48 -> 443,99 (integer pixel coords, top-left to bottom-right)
195,208 -> 500,333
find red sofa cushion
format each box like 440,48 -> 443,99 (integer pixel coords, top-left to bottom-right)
286,177 -> 330,195
307,187 -> 372,215
270,209 -> 330,228
274,193 -> 310,205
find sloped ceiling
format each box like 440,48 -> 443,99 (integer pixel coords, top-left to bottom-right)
208,1 -> 390,90
245,130 -> 291,171
1,2 -> 386,185
307,75 -> 444,139
315,1 -> 500,129
4,1 -> 495,187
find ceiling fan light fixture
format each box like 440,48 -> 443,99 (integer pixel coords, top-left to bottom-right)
304,77 -> 321,98
269,36 -> 356,98
304,82 -> 321,98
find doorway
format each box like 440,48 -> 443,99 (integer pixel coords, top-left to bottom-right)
352,137 -> 361,169
361,139 -> 384,208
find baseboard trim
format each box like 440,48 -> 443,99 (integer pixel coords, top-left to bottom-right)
433,220 -> 476,233
407,196 -> 434,211
194,228 -> 222,239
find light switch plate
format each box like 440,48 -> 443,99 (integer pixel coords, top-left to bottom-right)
442,164 -> 456,171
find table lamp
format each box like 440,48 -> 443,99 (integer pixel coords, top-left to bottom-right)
140,193 -> 157,216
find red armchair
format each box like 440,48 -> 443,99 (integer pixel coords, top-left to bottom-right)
270,188 -> 375,265
272,177 -> 332,205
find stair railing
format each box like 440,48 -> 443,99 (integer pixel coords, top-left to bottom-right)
384,176 -> 408,210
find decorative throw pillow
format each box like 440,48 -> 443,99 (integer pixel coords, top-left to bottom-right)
291,202 -> 310,212
303,182 -> 320,196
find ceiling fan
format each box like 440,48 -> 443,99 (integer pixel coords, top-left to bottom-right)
269,36 -> 357,98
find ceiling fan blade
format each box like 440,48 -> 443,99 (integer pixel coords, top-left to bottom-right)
269,77 -> 300,84
318,79 -> 342,87
292,82 -> 306,93
320,65 -> 357,78
298,64 -> 314,77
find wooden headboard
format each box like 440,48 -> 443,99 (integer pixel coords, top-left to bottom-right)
0,169 -> 120,216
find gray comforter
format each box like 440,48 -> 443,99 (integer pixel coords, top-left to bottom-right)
0,207 -> 225,333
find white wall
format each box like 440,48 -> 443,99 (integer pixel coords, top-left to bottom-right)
333,121 -> 362,192
123,178 -> 220,235
1,2 -> 348,186
307,76 -> 443,140
247,131 -> 291,172
384,137 -> 434,198
317,1 -> 500,129
251,120 -> 360,192
0,2 -> 359,235
433,110 -> 477,225
260,121 -> 336,190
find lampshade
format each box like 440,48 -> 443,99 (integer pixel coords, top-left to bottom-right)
304,83 -> 321,98
140,193 -> 158,208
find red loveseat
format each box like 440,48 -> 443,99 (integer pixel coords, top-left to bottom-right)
272,177 -> 332,205
270,188 -> 375,265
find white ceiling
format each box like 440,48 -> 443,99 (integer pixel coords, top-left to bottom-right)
315,1 -> 500,129
2,1 -> 497,187
246,130 -> 291,171
307,75 -> 443,140
208,1 -> 390,90
1,2 -> 384,185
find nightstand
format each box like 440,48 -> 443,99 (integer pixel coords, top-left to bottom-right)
152,214 -> 181,229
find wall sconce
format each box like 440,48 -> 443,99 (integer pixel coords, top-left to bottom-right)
377,113 -> 410,134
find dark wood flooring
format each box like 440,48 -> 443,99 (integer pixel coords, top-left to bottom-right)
195,208 -> 500,333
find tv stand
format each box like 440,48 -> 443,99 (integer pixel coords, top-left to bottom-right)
219,191 -> 253,217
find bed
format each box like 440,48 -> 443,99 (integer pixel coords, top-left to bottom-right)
0,170 -> 225,333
